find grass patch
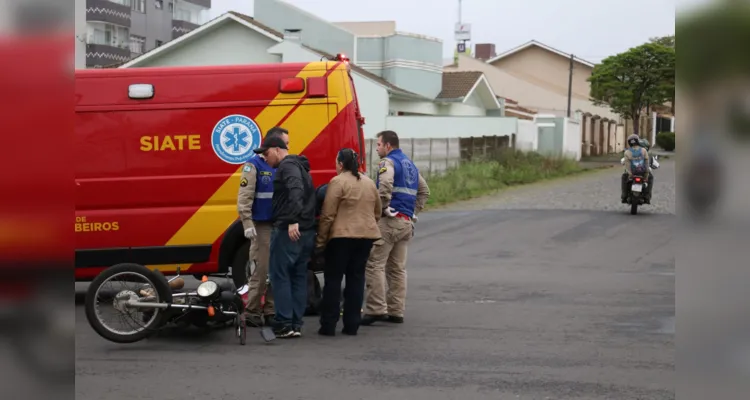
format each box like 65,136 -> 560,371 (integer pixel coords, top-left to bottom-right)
424,149 -> 585,208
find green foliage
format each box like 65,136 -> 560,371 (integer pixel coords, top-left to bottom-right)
650,35 -> 675,48
424,150 -> 584,207
655,131 -> 676,151
588,42 -> 675,135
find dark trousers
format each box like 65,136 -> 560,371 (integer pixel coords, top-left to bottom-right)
319,238 -> 375,333
269,227 -> 315,329
621,172 -> 654,199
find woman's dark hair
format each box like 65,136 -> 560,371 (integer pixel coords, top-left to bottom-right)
337,148 -> 360,180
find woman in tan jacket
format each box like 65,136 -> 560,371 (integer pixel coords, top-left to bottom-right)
315,148 -> 382,336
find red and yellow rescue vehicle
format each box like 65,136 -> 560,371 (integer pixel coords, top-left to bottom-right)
74,55 -> 366,283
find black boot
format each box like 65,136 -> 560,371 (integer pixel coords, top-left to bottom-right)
360,314 -> 388,326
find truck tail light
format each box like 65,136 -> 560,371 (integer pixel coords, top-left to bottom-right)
279,77 -> 305,93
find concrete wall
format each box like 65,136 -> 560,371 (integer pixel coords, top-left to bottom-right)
442,100 -> 487,116
253,0 -> 355,59
353,73 -> 389,139
131,0 -> 174,51
579,113 -> 626,157
364,137 -> 461,176
383,33 -> 442,66
563,118 -> 582,161
356,33 -> 443,99
516,120 -> 538,151
390,95 -> 490,118
384,67 -> 442,100
356,37 -> 385,74
76,0 -> 86,69
334,21 -> 396,36
384,116 -> 518,139
134,21 -> 281,67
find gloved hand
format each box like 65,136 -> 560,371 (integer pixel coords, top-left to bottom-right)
383,207 -> 397,217
244,226 -> 256,239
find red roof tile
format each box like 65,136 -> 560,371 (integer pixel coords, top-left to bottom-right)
436,71 -> 483,99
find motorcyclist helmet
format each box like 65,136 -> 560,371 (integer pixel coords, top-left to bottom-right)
638,139 -> 650,150
627,134 -> 641,147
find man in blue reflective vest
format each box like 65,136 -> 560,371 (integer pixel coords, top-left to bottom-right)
237,126 -> 289,327
361,130 -> 430,326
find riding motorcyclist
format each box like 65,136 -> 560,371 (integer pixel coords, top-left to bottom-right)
638,138 -> 660,170
621,134 -> 652,203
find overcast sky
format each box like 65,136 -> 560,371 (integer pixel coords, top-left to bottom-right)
210,0 -> 681,63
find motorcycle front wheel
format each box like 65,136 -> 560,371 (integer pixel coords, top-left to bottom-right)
84,263 -> 171,343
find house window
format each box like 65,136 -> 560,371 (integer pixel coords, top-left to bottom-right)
174,6 -> 201,24
107,0 -> 131,5
155,0 -> 163,9
131,0 -> 145,13
86,22 -> 130,49
129,35 -> 145,55
173,2 -> 206,24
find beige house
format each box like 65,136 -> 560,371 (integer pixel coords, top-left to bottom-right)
447,40 -> 630,156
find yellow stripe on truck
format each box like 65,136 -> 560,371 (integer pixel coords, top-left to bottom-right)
150,62 -> 343,272
284,63 -> 354,153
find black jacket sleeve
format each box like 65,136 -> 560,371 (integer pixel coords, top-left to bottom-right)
280,161 -> 304,225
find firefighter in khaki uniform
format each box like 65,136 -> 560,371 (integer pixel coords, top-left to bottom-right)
237,127 -> 289,327
361,130 -> 430,326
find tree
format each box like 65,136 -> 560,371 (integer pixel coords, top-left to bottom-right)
588,42 -> 675,136
650,34 -> 675,48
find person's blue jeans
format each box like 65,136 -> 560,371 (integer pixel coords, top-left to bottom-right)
269,227 -> 315,330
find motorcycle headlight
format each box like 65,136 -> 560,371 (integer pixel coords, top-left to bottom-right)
196,280 -> 219,299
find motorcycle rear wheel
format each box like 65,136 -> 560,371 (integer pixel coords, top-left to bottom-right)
85,263 -> 171,343
630,203 -> 638,215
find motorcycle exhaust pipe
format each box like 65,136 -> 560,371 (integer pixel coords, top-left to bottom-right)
124,300 -> 238,316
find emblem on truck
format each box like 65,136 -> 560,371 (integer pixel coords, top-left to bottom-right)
211,114 -> 262,164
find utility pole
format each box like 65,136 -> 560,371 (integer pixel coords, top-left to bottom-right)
566,53 -> 574,118
454,0 -> 465,65
458,0 -> 465,52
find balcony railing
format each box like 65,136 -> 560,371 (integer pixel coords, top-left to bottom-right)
182,0 -> 211,8
86,0 -> 131,27
86,43 -> 132,68
172,19 -> 200,39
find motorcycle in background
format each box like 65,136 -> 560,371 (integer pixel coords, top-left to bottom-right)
621,154 -> 659,214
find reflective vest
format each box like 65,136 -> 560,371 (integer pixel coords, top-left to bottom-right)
248,156 -> 275,222
378,149 -> 419,218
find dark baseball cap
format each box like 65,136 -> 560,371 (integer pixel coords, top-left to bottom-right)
253,135 -> 288,154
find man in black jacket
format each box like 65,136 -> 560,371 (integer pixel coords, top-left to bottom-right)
252,135 -> 316,338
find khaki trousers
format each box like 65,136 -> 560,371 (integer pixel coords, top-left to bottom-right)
247,221 -> 274,316
364,216 -> 413,317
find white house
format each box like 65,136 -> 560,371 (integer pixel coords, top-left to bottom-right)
117,11 -> 514,140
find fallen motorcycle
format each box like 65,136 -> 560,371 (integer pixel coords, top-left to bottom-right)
84,263 -> 248,344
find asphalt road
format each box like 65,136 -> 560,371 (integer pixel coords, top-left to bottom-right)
75,161 -> 675,400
